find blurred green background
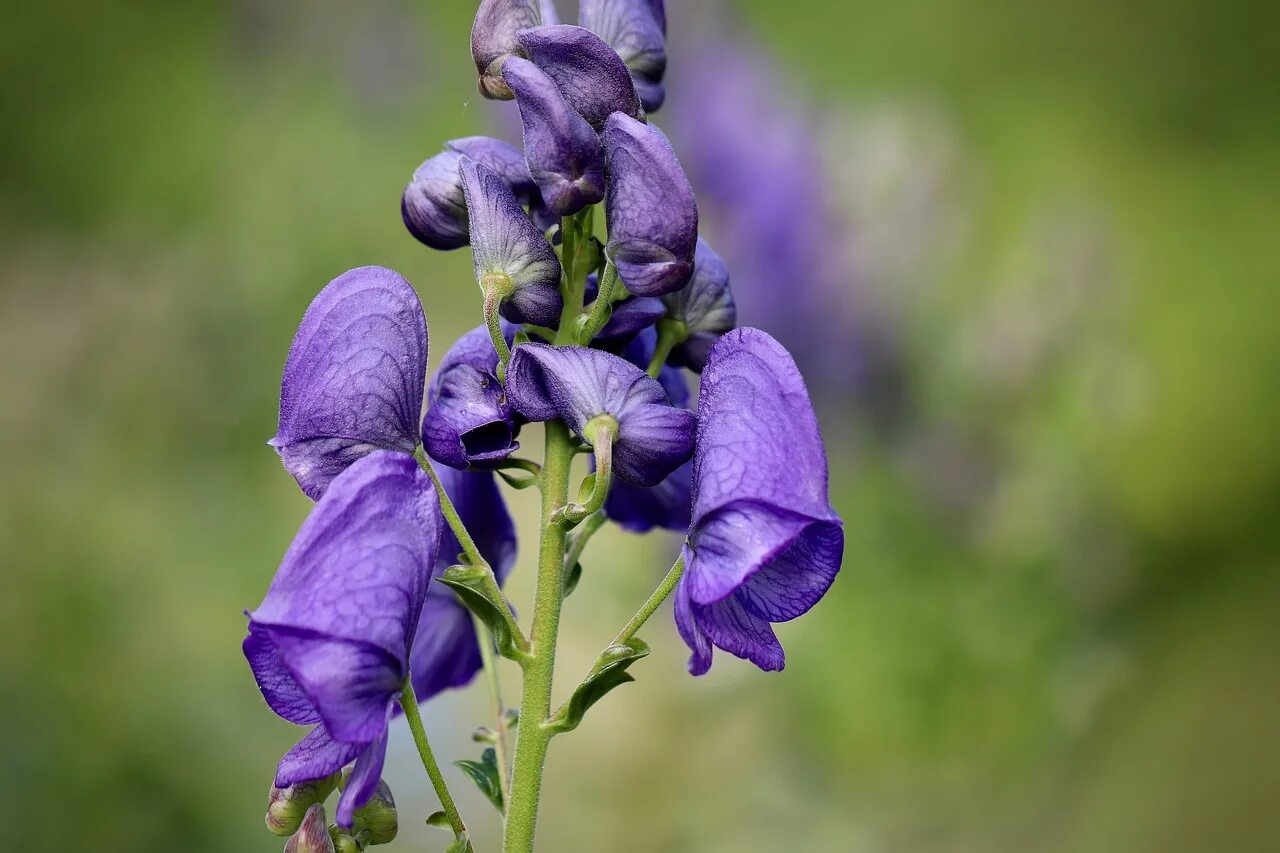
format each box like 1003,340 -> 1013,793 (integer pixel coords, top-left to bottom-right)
2,1 -> 1277,850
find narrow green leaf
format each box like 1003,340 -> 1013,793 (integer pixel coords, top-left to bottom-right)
453,747 -> 503,813
425,810 -> 451,829
437,567 -> 527,664
563,560 -> 584,598
546,639 -> 650,734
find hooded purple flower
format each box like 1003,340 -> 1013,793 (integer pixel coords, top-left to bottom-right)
602,328 -> 693,531
675,328 -> 844,675
503,57 -> 606,217
421,324 -> 522,469
663,237 -> 736,371
470,0 -> 560,100
518,25 -> 643,130
460,156 -> 564,326
411,465 -> 517,701
506,343 -> 694,486
579,0 -> 668,112
270,267 -> 427,500
402,137 -> 535,251
244,452 -> 441,827
603,112 -> 698,296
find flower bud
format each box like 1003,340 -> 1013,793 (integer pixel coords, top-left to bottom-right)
328,828 -> 363,853
471,0 -> 559,99
352,779 -> 398,845
266,774 -> 341,837
283,804 -> 336,853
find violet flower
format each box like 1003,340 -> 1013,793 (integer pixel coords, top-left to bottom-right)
470,0 -> 560,100
579,0 -> 668,112
244,452 -> 441,826
402,136 -> 535,251
503,57 -> 606,217
459,156 -> 563,327
422,323 -> 522,469
675,328 -> 844,675
662,237 -> 736,371
603,112 -> 698,296
270,266 -> 427,500
518,25 -> 643,130
506,343 -> 694,486
411,465 -> 517,700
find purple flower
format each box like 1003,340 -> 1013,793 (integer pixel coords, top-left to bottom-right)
411,465 -> 517,701
503,57 -> 605,217
518,25 -> 642,130
470,0 -> 561,100
402,137 -> 534,251
459,156 -> 564,326
270,266 -> 427,500
506,343 -> 694,486
422,324 -> 522,469
579,0 -> 667,112
662,237 -> 736,371
244,452 -> 441,826
675,328 -> 843,675
603,112 -> 698,296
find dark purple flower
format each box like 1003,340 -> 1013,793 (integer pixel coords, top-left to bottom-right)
270,267 -> 427,501
581,272 -> 665,344
518,25 -> 642,130
459,156 -> 564,326
422,324 -> 522,469
579,0 -> 667,112
675,328 -> 843,675
244,452 -> 441,826
470,0 -> 560,100
503,57 -> 605,217
411,465 -> 517,701
506,343 -> 694,486
603,112 -> 698,296
402,137 -> 534,251
663,237 -> 736,371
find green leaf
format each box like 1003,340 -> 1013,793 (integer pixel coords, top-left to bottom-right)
546,639 -> 650,734
453,747 -> 504,813
424,811 -> 451,829
445,834 -> 473,853
437,566 -> 529,664
497,468 -> 538,490
562,560 -> 584,598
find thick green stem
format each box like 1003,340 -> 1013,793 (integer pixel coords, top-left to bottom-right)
400,676 -> 470,844
503,419 -> 575,853
646,318 -> 687,378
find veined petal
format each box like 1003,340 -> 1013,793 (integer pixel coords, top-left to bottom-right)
579,0 -> 667,111
402,138 -> 533,251
335,728 -> 390,828
409,593 -> 484,702
244,624 -> 321,726
471,0 -> 558,100
460,156 -> 563,327
673,571 -> 712,676
603,112 -> 698,295
691,591 -> 785,672
518,25 -> 642,129
275,725 -> 365,789
272,267 -> 426,500
503,57 -> 605,217
422,365 -> 519,469
664,238 -> 736,372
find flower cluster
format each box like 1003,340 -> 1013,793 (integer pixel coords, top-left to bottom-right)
244,2 -> 843,849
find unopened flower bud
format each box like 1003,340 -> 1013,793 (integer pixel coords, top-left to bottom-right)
284,804 -> 336,853
352,780 -> 398,845
267,773 -> 341,836
328,826 -> 364,853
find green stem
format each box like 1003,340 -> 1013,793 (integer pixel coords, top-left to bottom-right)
473,615 -> 512,804
400,676 -> 469,843
503,419 -> 575,853
577,261 -> 619,344
552,418 -> 614,527
563,510 -> 607,574
483,282 -> 513,381
614,554 -> 686,645
646,318 -> 686,378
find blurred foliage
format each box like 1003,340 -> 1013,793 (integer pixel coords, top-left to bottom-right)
1,1 -> 1277,851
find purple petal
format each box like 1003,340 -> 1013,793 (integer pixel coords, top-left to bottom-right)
505,343 -> 694,486
275,724 -> 365,789
335,729 -> 389,828
269,631 -> 402,744
409,593 -> 484,702
691,590 -> 785,672
434,466 -> 518,584
422,365 -> 519,469
272,267 -> 426,500
673,571 -> 712,676
244,624 -> 321,726
664,238 -> 736,372
471,0 -> 558,100
250,452 -> 439,700
603,458 -> 691,533
579,0 -> 667,112
620,326 -> 690,407
736,518 -> 843,622
503,57 -> 605,216
460,156 -> 564,327
448,136 -> 537,200
518,25 -> 642,130
401,150 -> 469,250
603,112 -> 698,295
596,295 -> 665,343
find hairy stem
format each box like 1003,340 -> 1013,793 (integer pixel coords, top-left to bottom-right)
503,419 -> 575,853
646,318 -> 686,378
400,676 -> 469,844
614,553 -> 686,645
563,510 -> 607,575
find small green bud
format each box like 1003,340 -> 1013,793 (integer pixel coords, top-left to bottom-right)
328,826 -> 363,853
472,726 -> 497,743
352,779 -> 398,845
284,804 -> 335,853
267,773 -> 341,836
